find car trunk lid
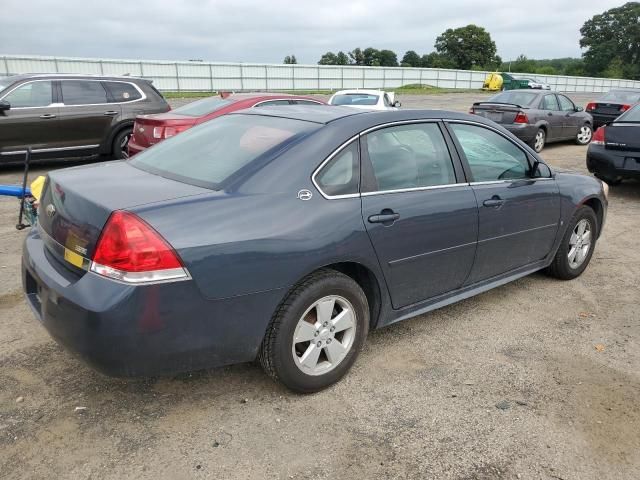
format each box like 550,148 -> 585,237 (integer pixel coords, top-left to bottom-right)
471,103 -> 524,124
37,161 -> 210,274
589,102 -> 629,116
605,122 -> 640,152
132,114 -> 197,148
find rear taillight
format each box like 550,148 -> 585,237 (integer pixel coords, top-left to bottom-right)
592,126 -> 605,145
514,112 -> 529,124
152,125 -> 192,139
586,102 -> 597,112
468,107 -> 475,114
619,104 -> 631,112
91,211 -> 189,284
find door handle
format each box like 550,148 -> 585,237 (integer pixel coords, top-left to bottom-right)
39,113 -> 56,119
483,196 -> 505,208
368,210 -> 400,224
547,112 -> 553,116
103,111 -> 119,116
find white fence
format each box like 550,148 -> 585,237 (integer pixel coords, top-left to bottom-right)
2,54 -> 640,93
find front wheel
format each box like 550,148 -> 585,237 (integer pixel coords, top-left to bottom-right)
259,269 -> 369,393
112,128 -> 133,160
576,124 -> 593,145
529,128 -> 546,153
546,206 -> 598,280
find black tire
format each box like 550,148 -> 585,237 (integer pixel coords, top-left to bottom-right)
258,269 -> 369,393
594,172 -> 622,186
112,128 -> 133,160
545,206 -> 598,280
576,123 -> 593,145
528,128 -> 546,153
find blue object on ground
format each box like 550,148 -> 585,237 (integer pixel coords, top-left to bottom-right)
0,185 -> 31,197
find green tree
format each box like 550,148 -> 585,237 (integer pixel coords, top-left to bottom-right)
349,48 -> 365,65
362,47 -> 380,66
336,51 -> 350,65
318,52 -> 338,65
421,52 -> 456,69
283,55 -> 297,64
580,2 -> 640,79
401,50 -> 421,67
535,66 -> 557,75
378,49 -> 399,67
603,57 -> 625,78
434,25 -> 498,70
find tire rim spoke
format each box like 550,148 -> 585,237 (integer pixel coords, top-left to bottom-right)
299,343 -> 321,370
567,219 -> 592,268
332,308 -> 354,333
324,340 -> 347,364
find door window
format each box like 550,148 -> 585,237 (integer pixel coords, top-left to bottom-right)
254,100 -> 292,107
61,81 -> 108,105
557,95 -> 575,112
3,81 -> 53,108
292,100 -> 322,106
103,82 -> 142,103
541,94 -> 559,111
383,94 -> 391,107
315,141 -> 359,196
449,123 -> 531,182
364,123 -> 456,192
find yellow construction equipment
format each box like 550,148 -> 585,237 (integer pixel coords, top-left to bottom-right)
482,72 -> 503,91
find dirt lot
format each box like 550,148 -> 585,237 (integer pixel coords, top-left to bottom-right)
1,92 -> 639,480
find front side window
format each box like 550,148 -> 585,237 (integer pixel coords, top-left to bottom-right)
131,114 -> 319,189
557,95 -> 575,112
315,142 -> 359,196
103,82 -> 142,103
364,123 -> 457,192
541,94 -> 560,111
3,81 -> 53,108
449,123 -> 530,182
61,80 -> 108,105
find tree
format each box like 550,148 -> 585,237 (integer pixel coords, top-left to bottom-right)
434,25 -> 498,70
283,55 -> 297,64
401,50 -> 421,67
362,47 -> 380,66
508,54 -> 537,73
336,51 -> 350,65
349,48 -> 365,65
318,51 -> 350,65
378,49 -> 398,67
580,2 -> 640,79
421,52 -> 456,69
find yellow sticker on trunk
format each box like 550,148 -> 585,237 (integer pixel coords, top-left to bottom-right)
64,248 -> 85,269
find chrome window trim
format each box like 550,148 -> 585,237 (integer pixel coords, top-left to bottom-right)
361,183 -> 469,197
252,99 -> 294,108
469,177 -> 554,186
0,78 -> 146,108
0,144 -> 99,156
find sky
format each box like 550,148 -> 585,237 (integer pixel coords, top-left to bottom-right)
1,0 -> 629,64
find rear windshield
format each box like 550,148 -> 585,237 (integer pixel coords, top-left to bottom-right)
616,104 -> 640,122
130,114 -> 320,189
487,91 -> 539,107
331,93 -> 379,106
600,90 -> 640,104
172,96 -> 234,117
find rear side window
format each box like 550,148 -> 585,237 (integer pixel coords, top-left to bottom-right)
131,114 -> 319,189
61,81 -> 108,105
2,81 -> 53,107
103,82 -> 142,102
315,141 -> 359,197
449,123 -> 530,182
364,123 -> 456,192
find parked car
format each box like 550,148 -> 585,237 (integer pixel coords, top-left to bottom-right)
0,74 -> 169,162
327,89 -> 400,110
128,93 -> 325,156
470,90 -> 593,152
587,104 -> 640,184
516,77 -> 551,90
586,88 -> 640,128
23,106 -> 608,393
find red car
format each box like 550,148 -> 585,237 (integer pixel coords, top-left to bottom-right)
128,93 -> 325,156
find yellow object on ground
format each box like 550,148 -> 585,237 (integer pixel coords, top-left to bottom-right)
482,73 -> 503,91
30,176 -> 46,201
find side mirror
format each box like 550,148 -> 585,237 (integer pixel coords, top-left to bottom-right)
393,101 -> 401,108
0,101 -> 10,112
575,106 -> 584,112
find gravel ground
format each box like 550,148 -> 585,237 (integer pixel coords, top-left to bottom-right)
1,92 -> 639,480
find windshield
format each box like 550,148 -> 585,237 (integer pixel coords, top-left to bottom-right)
331,93 -> 379,106
600,90 -> 640,104
0,78 -> 12,94
487,91 -> 539,107
131,114 -> 320,189
616,104 -> 640,122
171,96 -> 234,117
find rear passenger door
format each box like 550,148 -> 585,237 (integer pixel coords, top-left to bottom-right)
540,94 -> 563,140
56,80 -> 120,151
360,122 -> 478,309
447,122 -> 560,284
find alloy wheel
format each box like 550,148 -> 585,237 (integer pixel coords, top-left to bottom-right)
534,130 -> 545,152
120,133 -> 131,159
568,219 -> 592,269
577,125 -> 592,144
291,295 -> 356,376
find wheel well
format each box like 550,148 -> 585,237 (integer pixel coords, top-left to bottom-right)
583,198 -> 604,237
324,262 -> 382,330
103,122 -> 134,155
538,124 -> 547,134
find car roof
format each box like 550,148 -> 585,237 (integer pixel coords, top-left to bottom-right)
332,89 -> 385,96
2,73 -> 150,83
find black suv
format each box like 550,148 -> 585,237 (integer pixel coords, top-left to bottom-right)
0,74 -> 170,162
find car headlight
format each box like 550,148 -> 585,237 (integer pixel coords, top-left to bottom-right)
601,180 -> 609,201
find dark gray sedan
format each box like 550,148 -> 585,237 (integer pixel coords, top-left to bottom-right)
471,90 -> 594,152
22,106 -> 608,392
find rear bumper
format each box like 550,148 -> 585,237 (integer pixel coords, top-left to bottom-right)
586,144 -> 640,179
22,228 -> 285,376
503,124 -> 538,143
127,140 -> 146,157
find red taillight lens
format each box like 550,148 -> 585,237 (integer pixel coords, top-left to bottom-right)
468,107 -> 475,114
619,104 -> 631,112
586,102 -> 597,112
91,211 -> 187,283
514,112 -> 529,124
164,125 -> 191,138
591,126 -> 605,145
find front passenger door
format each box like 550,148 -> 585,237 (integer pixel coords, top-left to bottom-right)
447,122 -> 560,284
540,94 -> 563,140
557,94 -> 581,138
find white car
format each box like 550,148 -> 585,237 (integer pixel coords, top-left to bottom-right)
518,77 -> 551,90
328,89 -> 401,110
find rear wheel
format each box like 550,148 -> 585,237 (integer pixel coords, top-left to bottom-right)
546,206 -> 597,280
529,128 -> 546,153
576,124 -> 593,145
112,128 -> 132,160
259,269 -> 369,393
